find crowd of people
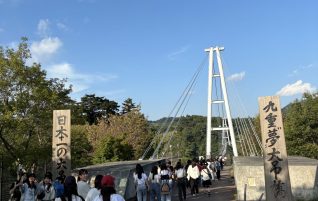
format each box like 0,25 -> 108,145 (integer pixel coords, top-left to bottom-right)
9,169 -> 124,201
133,156 -> 225,201
8,156 -> 225,201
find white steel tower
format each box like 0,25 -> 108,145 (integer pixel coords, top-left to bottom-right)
205,47 -> 238,158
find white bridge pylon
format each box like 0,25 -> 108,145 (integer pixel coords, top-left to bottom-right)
205,46 -> 238,158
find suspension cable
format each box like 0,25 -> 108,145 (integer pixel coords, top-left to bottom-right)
161,85 -> 193,158
149,55 -> 208,159
234,119 -> 247,156
220,54 -> 263,155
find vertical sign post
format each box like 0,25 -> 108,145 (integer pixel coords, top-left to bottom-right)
52,110 -> 71,178
258,96 -> 293,200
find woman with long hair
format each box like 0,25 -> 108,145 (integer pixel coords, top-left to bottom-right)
20,173 -> 41,201
148,165 -> 161,201
186,159 -> 200,196
86,175 -> 103,201
160,163 -> 172,201
133,164 -> 148,201
175,162 -> 186,201
57,176 -> 84,201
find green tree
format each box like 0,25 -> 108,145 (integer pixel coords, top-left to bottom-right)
92,136 -> 134,163
284,93 -> 318,159
88,108 -> 152,160
121,98 -> 137,114
71,125 -> 93,168
0,38 -> 73,167
105,109 -> 152,159
80,94 -> 119,125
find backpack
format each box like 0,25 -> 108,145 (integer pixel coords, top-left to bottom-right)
161,183 -> 170,194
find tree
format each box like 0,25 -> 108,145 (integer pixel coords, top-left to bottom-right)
284,93 -> 318,159
87,108 -> 152,161
121,98 -> 137,114
0,38 -> 73,167
80,94 -> 119,125
92,136 -> 134,163
106,109 -> 152,158
71,125 -> 93,168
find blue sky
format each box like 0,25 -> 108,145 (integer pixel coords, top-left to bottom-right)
1,0 -> 317,120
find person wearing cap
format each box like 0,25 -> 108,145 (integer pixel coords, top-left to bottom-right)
93,175 -> 125,201
77,169 -> 91,199
40,172 -> 55,201
85,175 -> 103,201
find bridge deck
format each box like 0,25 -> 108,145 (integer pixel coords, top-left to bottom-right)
171,166 -> 236,201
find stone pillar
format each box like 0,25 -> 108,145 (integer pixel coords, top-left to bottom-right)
52,110 -> 71,179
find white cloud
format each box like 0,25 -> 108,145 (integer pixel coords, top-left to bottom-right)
37,19 -> 50,37
46,63 -> 118,93
227,71 -> 245,81
168,46 -> 189,60
276,80 -> 316,96
57,22 -> 68,31
30,37 -> 62,62
289,63 -> 315,76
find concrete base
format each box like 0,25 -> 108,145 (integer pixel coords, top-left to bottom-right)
233,156 -> 318,201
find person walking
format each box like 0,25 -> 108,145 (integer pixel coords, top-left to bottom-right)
215,159 -> 221,180
85,175 -> 103,201
174,162 -> 186,201
148,166 -> 161,201
134,164 -> 148,201
160,163 -> 172,201
186,160 -> 200,196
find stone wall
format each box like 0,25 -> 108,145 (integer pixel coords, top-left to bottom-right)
233,156 -> 318,201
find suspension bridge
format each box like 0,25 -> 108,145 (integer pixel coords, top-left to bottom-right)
73,47 -> 317,201
70,46 -> 270,201
0,45 -> 316,201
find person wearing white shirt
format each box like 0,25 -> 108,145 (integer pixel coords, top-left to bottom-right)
160,163 -> 171,201
186,160 -> 200,196
85,175 -> 103,201
148,166 -> 161,201
174,162 -> 186,201
134,164 -> 148,201
77,169 -> 91,199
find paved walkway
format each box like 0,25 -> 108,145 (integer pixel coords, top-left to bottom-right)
172,166 -> 237,201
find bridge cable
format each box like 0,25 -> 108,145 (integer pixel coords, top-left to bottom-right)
140,55 -> 208,160
241,117 -> 259,155
161,86 -> 193,158
149,55 -> 208,159
220,54 -> 263,156
234,118 -> 248,156
152,56 -> 206,159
